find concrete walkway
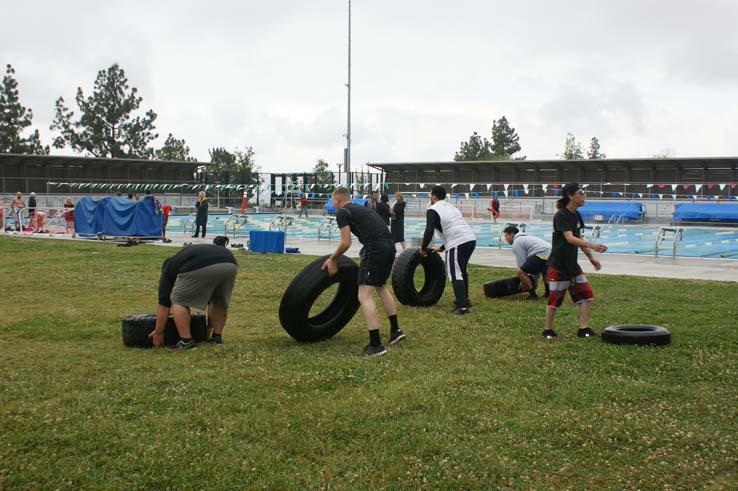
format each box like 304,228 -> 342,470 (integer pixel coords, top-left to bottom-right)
5,230 -> 738,283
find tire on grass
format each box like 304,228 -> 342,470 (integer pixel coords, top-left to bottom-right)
601,324 -> 671,346
483,275 -> 536,298
122,312 -> 207,348
391,248 -> 446,306
279,254 -> 360,342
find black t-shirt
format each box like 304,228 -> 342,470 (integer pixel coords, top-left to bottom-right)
548,207 -> 585,275
336,202 -> 392,245
158,244 -> 237,306
375,202 -> 391,225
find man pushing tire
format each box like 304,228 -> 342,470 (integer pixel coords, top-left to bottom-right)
322,187 -> 405,357
149,239 -> 238,349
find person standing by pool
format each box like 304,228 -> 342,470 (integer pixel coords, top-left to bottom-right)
63,197 -> 75,234
11,192 -> 24,231
544,183 -> 608,339
192,191 -> 208,238
390,192 -> 406,251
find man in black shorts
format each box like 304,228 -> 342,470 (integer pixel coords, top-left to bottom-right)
322,187 -> 404,357
149,241 -> 238,349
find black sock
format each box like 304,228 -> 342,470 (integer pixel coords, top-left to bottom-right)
369,329 -> 381,346
388,315 -> 399,334
452,280 -> 467,308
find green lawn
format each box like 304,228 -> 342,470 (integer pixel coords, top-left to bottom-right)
0,236 -> 736,490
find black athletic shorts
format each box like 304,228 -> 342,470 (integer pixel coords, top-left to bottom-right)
520,255 -> 548,277
358,240 -> 395,286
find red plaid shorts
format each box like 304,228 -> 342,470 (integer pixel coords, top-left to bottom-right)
547,266 -> 593,308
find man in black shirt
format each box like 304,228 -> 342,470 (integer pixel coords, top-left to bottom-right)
544,183 -> 607,339
322,187 -> 404,356
149,242 -> 238,349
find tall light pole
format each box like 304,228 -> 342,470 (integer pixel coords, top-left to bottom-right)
345,0 -> 352,189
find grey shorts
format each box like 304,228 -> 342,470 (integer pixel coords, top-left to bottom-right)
170,263 -> 238,309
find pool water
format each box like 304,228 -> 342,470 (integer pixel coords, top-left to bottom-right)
166,214 -> 738,259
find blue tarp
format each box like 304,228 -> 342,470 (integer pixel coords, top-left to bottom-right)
74,196 -> 163,236
579,201 -> 644,222
249,230 -> 284,253
323,197 -> 367,215
673,203 -> 738,222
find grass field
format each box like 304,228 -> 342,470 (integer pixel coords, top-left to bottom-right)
1,235 -> 736,490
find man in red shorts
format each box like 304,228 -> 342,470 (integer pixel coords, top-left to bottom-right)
544,183 -> 607,339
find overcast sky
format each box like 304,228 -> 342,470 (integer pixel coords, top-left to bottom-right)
3,0 -> 738,174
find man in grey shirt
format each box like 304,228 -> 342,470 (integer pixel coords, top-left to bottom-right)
503,225 -> 551,300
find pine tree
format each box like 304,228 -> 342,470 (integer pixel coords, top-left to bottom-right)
155,133 -> 197,161
587,137 -> 606,159
50,63 -> 157,158
0,64 -> 49,154
561,132 -> 584,160
313,158 -> 333,184
454,132 -> 492,161
490,116 -> 524,160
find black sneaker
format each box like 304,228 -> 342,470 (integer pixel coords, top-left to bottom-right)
389,330 -> 406,345
206,334 -> 223,344
542,329 -> 558,339
577,327 -> 598,338
167,340 -> 197,350
361,344 -> 387,357
526,294 -> 540,301
450,307 -> 470,315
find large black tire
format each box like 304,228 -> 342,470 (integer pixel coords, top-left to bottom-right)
391,248 -> 446,306
122,312 -> 207,348
601,324 -> 671,346
279,255 -> 360,342
483,275 -> 536,298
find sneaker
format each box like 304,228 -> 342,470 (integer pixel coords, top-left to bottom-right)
577,327 -> 598,338
389,330 -> 406,345
167,340 -> 197,350
542,329 -> 558,339
361,344 -> 387,357
206,334 -> 223,344
526,294 -> 540,301
450,307 -> 470,315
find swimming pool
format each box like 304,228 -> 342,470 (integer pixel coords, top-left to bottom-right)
166,214 -> 738,259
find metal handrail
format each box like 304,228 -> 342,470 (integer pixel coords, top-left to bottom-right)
269,215 -> 294,234
584,225 -> 601,241
182,213 -> 196,234
223,214 -> 248,238
654,226 -> 683,258
317,216 -> 338,241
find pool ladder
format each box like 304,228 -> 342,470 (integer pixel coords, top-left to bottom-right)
317,216 -> 338,241
224,214 -> 248,238
654,227 -> 683,258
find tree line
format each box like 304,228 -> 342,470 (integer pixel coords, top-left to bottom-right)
2,62 -> 674,184
453,118 -> 609,162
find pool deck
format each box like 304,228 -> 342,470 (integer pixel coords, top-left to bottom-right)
5,230 -> 737,283
162,232 -> 738,283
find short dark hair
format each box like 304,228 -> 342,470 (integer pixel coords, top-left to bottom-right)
503,225 -> 519,235
431,185 -> 446,200
380,194 -> 389,203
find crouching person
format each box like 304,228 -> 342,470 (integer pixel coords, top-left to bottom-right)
149,240 -> 238,349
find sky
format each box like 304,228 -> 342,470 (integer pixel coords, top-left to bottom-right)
3,0 -> 738,174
